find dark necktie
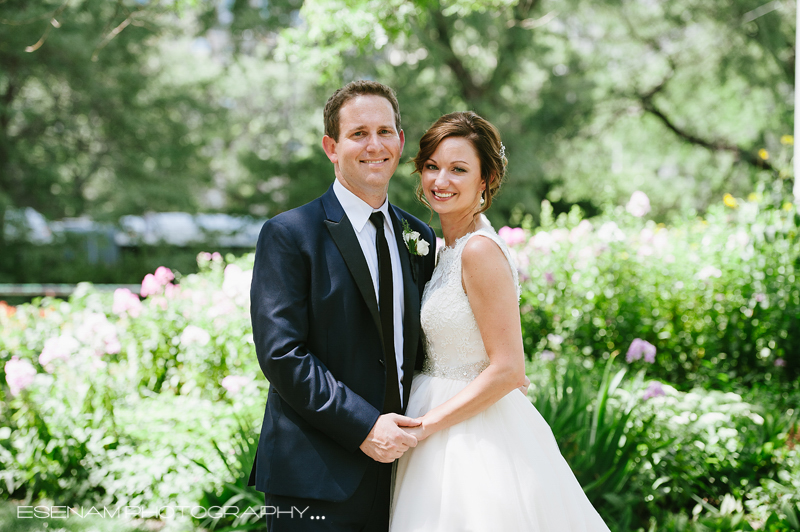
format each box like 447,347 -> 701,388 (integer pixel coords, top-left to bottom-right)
369,212 -> 402,414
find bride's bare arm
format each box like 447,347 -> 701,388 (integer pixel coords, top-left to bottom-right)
406,235 -> 527,441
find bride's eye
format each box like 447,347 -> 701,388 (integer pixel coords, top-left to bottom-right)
453,166 -> 466,173
426,164 -> 438,171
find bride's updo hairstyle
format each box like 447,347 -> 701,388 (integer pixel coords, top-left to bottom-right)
413,111 -> 507,214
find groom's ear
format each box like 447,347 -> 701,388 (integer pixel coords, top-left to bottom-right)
399,129 -> 405,152
322,135 -> 338,164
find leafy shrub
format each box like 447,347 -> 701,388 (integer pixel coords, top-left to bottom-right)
0,253 -> 265,509
509,187 -> 799,388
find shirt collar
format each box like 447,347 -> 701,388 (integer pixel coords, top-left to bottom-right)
333,178 -> 393,233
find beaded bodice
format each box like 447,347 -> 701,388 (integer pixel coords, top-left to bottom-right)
420,226 -> 520,382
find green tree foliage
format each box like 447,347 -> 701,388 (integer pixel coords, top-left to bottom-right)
0,0 -> 219,238
246,0 -> 793,225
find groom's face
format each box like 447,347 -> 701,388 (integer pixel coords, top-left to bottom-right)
322,95 -> 404,206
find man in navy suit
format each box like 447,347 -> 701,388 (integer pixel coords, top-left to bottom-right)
248,80 -> 437,531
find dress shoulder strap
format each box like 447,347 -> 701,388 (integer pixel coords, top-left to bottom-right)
457,228 -> 521,300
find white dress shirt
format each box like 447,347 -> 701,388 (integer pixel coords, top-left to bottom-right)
333,178 -> 406,405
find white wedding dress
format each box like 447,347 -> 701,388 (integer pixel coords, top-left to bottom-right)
390,225 -> 610,531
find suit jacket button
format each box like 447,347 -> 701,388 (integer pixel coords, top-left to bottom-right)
378,359 -> 385,366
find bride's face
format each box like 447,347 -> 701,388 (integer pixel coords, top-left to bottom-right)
421,137 -> 486,218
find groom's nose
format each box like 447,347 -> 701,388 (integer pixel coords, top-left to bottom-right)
365,133 -> 382,152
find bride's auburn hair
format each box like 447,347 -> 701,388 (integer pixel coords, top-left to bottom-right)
412,111 -> 507,214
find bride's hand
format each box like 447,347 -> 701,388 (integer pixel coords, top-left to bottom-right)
403,418 -> 431,442
518,375 -> 531,396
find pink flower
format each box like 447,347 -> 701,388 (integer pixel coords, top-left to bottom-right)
150,296 -> 168,311
105,337 -> 122,355
164,283 -> 180,300
154,266 -> 175,285
626,338 -> 656,363
642,381 -> 666,401
754,293 -> 766,303
39,335 -> 79,372
113,288 -> 142,317
211,252 -> 223,262
5,356 -> 37,396
544,271 -> 555,285
499,226 -> 526,246
626,191 -> 651,217
140,274 -> 161,297
221,375 -> 252,395
774,358 -> 786,367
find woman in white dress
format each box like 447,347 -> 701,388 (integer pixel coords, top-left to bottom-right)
390,112 -> 610,531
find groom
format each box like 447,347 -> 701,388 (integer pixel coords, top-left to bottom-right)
248,80 -> 437,531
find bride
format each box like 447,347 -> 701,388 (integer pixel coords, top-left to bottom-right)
390,112 -> 610,531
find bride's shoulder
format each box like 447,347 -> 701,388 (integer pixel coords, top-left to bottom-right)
460,232 -> 509,272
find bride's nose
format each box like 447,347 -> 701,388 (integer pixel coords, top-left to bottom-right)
433,169 -> 449,187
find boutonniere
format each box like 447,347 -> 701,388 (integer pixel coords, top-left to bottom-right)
402,220 -> 430,256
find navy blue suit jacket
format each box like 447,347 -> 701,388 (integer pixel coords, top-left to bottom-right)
247,185 -> 436,501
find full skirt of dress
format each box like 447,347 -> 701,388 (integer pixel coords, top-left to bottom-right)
390,373 -> 611,532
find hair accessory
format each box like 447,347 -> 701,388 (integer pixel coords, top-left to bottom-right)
499,143 -> 506,160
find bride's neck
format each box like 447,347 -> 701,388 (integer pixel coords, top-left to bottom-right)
441,211 -> 483,247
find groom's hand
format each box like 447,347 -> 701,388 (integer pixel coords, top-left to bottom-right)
360,414 -> 421,463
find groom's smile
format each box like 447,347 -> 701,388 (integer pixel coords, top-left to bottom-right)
322,94 -> 405,208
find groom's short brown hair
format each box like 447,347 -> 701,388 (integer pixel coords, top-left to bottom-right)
323,81 -> 401,141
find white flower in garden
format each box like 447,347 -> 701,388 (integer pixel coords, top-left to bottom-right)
696,266 -> 722,281
113,288 -> 142,317
180,325 -> 211,347
221,375 -> 252,395
5,356 -> 37,396
39,334 -> 80,371
652,230 -> 669,254
223,264 -> 253,305
569,220 -> 593,242
597,221 -> 625,242
540,350 -> 556,361
76,312 -> 120,357
547,333 -> 564,345
551,228 -> 570,242
626,338 -> 656,363
530,231 -> 553,253
626,191 -> 651,217
726,230 -> 749,251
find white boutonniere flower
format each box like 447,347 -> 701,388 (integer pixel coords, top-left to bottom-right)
402,220 -> 429,256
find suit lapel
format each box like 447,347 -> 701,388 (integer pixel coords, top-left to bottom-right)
389,206 -> 422,408
322,187 -> 383,345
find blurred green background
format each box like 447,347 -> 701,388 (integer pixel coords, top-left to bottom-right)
1,0 -> 793,283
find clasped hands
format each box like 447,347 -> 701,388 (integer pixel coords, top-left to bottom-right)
360,376 -> 531,463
